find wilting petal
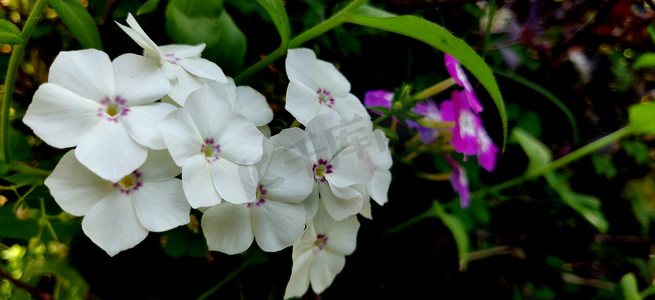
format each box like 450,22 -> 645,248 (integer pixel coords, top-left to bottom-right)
45,151 -> 114,216
252,200 -> 305,252
48,49 -> 114,102
202,203 -> 253,255
133,179 -> 189,232
82,191 -> 148,256
23,84 -> 100,149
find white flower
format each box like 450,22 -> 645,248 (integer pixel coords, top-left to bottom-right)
285,48 -> 370,125
206,77 -> 273,127
355,129 -> 393,219
201,138 -> 313,254
23,49 -> 174,182
117,13 -> 227,106
45,150 -> 190,256
159,85 -> 264,208
284,206 -> 360,299
273,112 -> 376,221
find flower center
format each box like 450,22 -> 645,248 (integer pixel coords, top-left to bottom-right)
317,88 -> 335,108
312,159 -> 333,182
201,138 -> 221,162
313,233 -> 328,253
114,171 -> 142,195
458,111 -> 476,137
164,53 -> 181,65
98,95 -> 129,122
247,185 -> 267,208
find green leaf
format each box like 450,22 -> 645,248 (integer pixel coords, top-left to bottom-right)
632,52 -> 655,70
511,127 -> 551,172
629,101 -> 655,134
623,177 -> 655,229
0,206 -> 79,240
620,273 -> 642,300
0,19 -> 23,44
344,7 -> 507,147
136,0 -> 160,15
622,140 -> 650,164
432,201 -> 469,261
254,0 -> 290,47
22,259 -> 89,300
591,153 -> 617,179
49,0 -> 103,50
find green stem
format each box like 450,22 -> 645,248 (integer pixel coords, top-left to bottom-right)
234,0 -> 369,83
475,125 -> 634,197
0,0 -> 48,163
481,0 -> 496,60
40,197 -> 59,241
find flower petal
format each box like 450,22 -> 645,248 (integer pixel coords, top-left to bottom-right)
325,144 -> 376,188
185,86 -> 233,138
48,49 -> 114,102
75,121 -> 146,182
261,147 -> 313,203
45,151 -> 113,216
234,86 -> 273,126
368,170 -> 391,206
286,48 -> 319,89
159,108 -> 203,166
211,159 -> 258,204
316,60 -> 350,96
310,250 -> 345,295
253,200 -> 305,252
216,114 -> 263,164
122,102 -> 176,150
324,215 -> 360,255
332,93 -> 370,122
138,150 -> 182,181
113,54 -> 170,106
133,179 -> 189,232
82,192 -> 148,256
162,63 -> 204,106
179,57 -> 227,83
202,203 -> 253,255
284,249 -> 313,299
285,80 -> 325,125
159,44 -> 205,59
319,182 -> 362,221
117,13 -> 160,57
303,184 -> 320,224
270,127 -> 316,161
23,83 -> 100,148
182,155 -> 222,208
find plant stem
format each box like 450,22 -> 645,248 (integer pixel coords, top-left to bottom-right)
0,0 -> 48,163
475,125 -> 634,197
235,0 -> 369,83
481,0 -> 496,60
412,77 -> 455,100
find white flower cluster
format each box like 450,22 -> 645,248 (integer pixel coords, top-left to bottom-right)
22,14 -> 392,298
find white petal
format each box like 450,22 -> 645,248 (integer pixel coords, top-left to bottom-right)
324,215 -> 359,255
182,155 -> 222,208
118,13 -> 160,57
285,48 -> 319,89
284,249 -> 313,299
113,54 -> 170,106
252,200 -> 305,252
359,196 -> 372,219
367,129 -> 393,169
138,150 -> 182,181
202,203 -> 253,255
159,44 -> 205,58
303,184 -> 320,224
316,59 -> 350,96
163,63 -> 204,106
23,84 -> 100,148
319,182 -> 362,221
206,78 -> 237,105
179,58 -> 227,83
211,159 -> 258,204
75,121 -> 146,182
234,86 -> 273,126
328,184 -> 362,201
159,108 -> 203,166
285,80 -> 324,126
270,128 -> 316,161
81,192 -> 148,256
216,114 -> 263,164
185,86 -> 233,138
133,179 -> 189,232
44,151 -> 113,216
122,103 -> 176,150
368,170 -> 391,206
261,147 -> 313,203
332,93 -> 370,122
325,144 -> 376,188
48,49 -> 114,102
310,250 -> 345,295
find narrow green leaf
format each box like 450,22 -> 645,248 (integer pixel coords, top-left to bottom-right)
511,127 -> 551,172
628,101 -> 655,134
48,0 -> 103,49
0,19 -> 23,44
432,201 -> 469,260
344,8 -> 507,147
620,273 -> 642,300
254,0 -> 290,46
632,52 -> 655,70
136,0 -> 160,15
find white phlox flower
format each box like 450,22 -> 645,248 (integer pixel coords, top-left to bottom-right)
23,49 -> 174,182
205,77 -> 274,135
272,112 -> 377,221
355,129 -> 393,219
284,205 -> 360,299
44,150 -> 190,257
159,85 -> 264,208
202,138 -> 313,254
117,13 -> 228,106
285,48 -> 370,125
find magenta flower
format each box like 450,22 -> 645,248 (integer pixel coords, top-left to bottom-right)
445,54 -> 484,114
407,99 -> 451,144
450,90 -> 481,155
446,155 -> 470,208
476,125 -> 499,172
364,89 -> 393,115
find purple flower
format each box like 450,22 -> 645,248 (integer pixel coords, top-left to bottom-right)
450,90 -> 481,155
445,54 -> 484,114
476,125 -> 499,172
364,89 -> 393,116
446,155 -> 470,208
